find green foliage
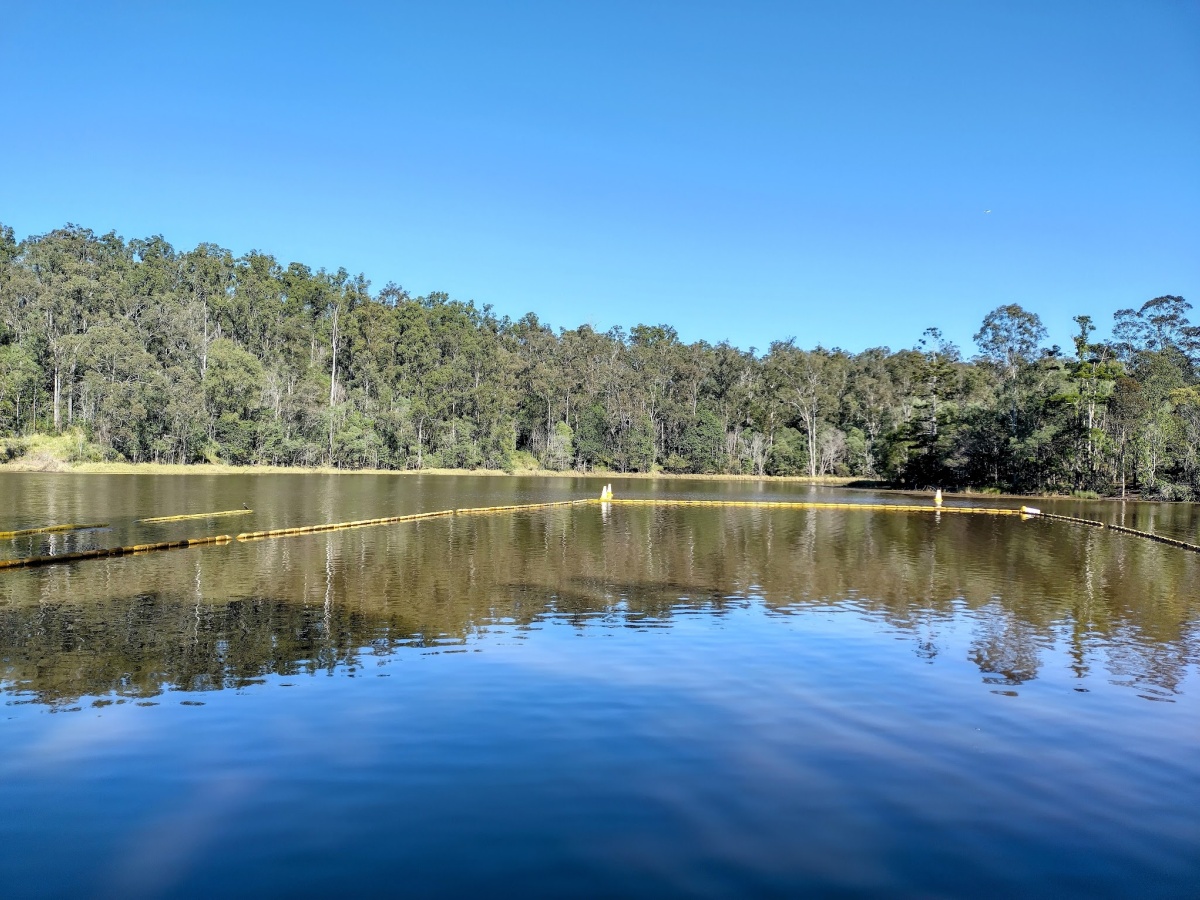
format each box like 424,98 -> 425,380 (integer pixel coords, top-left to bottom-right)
0,343 -> 40,433
0,429 -> 109,465
503,449 -> 540,474
767,427 -> 807,476
619,413 -> 656,473
677,408 -> 724,473
204,338 -> 264,419
574,404 -> 611,470
544,421 -> 574,470
0,221 -> 1197,497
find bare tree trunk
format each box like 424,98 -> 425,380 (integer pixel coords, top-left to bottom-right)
805,411 -> 817,478
328,306 -> 340,465
201,303 -> 209,377
53,364 -> 62,432
329,306 -> 339,408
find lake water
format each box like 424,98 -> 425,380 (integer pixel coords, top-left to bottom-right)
1,474 -> 1198,898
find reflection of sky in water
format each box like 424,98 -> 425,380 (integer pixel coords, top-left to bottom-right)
1,475 -> 1198,897
4,603 -> 1198,897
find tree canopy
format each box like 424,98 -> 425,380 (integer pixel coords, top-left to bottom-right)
1,223 -> 1196,498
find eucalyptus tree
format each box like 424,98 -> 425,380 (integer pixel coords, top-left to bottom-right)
180,242 -> 236,377
0,344 -> 39,435
1064,315 -> 1120,489
1,218 -> 1194,496
970,304 -> 1049,487
628,323 -> 680,463
764,341 -> 848,478
1113,295 -> 1199,364
77,322 -> 158,459
233,251 -> 287,362
1106,297 -> 1198,495
18,227 -> 128,431
510,312 -> 561,458
843,347 -> 900,476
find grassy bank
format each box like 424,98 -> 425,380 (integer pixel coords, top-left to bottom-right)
6,458 -> 858,484
3,433 -> 1149,500
0,434 -> 856,483
11,462 -> 856,484
2,449 -> 1173,504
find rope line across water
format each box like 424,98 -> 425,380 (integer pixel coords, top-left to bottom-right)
0,498 -> 1195,571
139,509 -> 254,524
234,499 -> 592,541
0,535 -> 232,570
0,522 -> 109,539
598,499 -> 1026,514
1036,510 -> 1200,551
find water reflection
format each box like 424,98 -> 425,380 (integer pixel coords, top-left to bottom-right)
3,503 -> 1197,706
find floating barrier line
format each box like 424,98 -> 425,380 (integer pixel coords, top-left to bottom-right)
234,499 -> 591,542
1035,510 -> 1200,551
236,509 -> 454,541
593,500 -> 1199,552
1039,512 -> 1107,528
0,535 -> 232,570
3,497 -> 1196,572
1104,522 -> 1200,552
0,522 -> 109,539
593,499 -> 1028,515
140,509 -> 254,524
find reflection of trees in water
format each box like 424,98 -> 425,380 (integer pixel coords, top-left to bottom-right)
0,594 -> 384,705
969,606 -> 1047,685
0,508 -> 1196,705
1103,624 -> 1199,701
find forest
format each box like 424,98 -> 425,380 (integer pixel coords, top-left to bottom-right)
1,223 -> 1197,498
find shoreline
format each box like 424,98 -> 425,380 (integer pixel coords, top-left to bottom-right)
0,459 -> 1179,504
0,457 -> 855,483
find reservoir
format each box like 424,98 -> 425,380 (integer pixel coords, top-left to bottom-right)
2,474 -> 1198,897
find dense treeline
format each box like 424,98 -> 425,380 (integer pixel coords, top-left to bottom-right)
1,223 -> 1197,497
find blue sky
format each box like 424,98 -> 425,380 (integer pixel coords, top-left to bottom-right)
1,1 -> 1197,355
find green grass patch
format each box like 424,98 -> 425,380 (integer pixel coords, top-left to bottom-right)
502,450 -> 541,474
0,429 -> 110,468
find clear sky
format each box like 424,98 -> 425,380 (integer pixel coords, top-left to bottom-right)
1,0 -> 1197,355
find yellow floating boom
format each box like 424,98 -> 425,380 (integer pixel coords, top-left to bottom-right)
593,498 -> 1028,515
0,522 -> 109,539
3,497 -> 1197,572
1104,522 -> 1200,551
234,499 -> 590,541
0,535 -> 232,570
237,509 -> 454,541
1031,509 -> 1200,551
139,509 -> 254,524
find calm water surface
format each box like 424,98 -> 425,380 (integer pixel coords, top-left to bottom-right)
1,474 -> 1198,898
